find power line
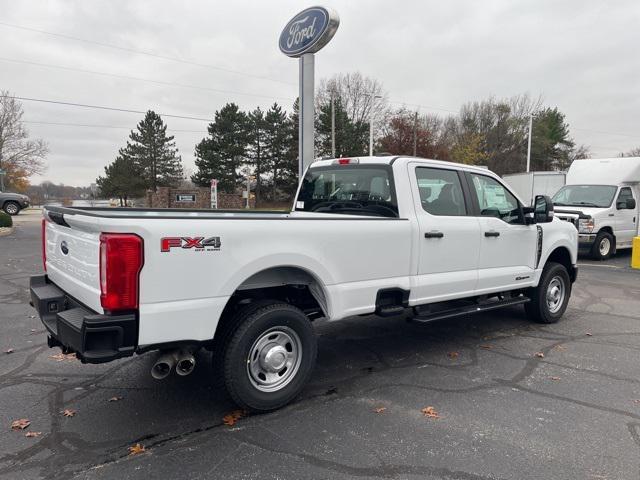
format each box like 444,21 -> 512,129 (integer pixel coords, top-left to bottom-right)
0,57 -> 295,102
4,95 -> 212,122
0,20 -> 295,87
23,120 -> 206,133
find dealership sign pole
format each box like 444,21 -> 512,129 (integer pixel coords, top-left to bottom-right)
210,179 -> 218,209
279,6 -> 340,182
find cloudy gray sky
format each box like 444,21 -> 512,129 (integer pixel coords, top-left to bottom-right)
1,0 -> 639,186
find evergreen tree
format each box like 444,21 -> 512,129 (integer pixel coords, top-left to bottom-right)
120,111 -> 183,192
264,103 -> 296,201
192,103 -> 249,192
247,107 -> 267,206
316,96 -> 369,158
96,156 -> 145,206
530,107 -> 575,171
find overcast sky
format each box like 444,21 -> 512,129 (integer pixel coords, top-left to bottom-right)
1,0 -> 639,186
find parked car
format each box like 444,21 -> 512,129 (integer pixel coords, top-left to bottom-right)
553,157 -> 640,260
503,171 -> 566,206
30,156 -> 578,412
0,191 -> 30,215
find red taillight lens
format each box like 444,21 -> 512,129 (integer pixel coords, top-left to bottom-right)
41,219 -> 47,272
99,233 -> 143,311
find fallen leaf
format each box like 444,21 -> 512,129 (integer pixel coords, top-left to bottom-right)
585,332 -> 593,336
550,376 -> 561,381
480,344 -> 492,350
62,409 -> 76,418
374,407 -> 387,414
128,443 -> 145,456
421,406 -> 440,419
4,348 -> 13,354
553,345 -> 566,351
11,419 -> 30,430
633,399 -> 640,404
25,431 -> 42,438
222,410 -> 246,426
535,352 -> 545,358
448,351 -> 459,359
49,353 -> 77,362
108,396 -> 123,403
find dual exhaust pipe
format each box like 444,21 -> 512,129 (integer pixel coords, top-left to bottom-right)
151,349 -> 196,380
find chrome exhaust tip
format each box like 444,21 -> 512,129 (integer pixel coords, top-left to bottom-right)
175,351 -> 196,376
151,352 -> 178,380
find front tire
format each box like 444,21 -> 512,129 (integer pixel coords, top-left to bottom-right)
3,201 -> 20,216
526,261 -> 571,324
221,301 -> 317,412
591,231 -> 614,260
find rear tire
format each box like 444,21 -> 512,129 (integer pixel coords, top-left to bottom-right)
220,301 -> 317,412
591,231 -> 614,261
3,201 -> 20,216
525,261 -> 571,324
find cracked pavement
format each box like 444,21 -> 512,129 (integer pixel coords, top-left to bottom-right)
1,210 -> 639,479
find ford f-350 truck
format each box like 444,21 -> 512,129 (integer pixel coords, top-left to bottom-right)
30,156 -> 578,412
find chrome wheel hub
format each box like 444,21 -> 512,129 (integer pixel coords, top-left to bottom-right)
247,327 -> 302,392
546,276 -> 565,314
5,204 -> 17,214
599,238 -> 610,256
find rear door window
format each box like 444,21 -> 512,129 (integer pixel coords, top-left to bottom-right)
415,167 -> 467,216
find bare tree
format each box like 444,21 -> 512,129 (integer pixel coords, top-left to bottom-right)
0,91 -> 47,191
316,72 -> 390,128
620,146 -> 640,157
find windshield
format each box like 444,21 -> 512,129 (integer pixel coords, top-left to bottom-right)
295,165 -> 399,217
552,185 -> 617,208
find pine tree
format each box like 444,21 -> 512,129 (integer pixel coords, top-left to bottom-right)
263,103 -> 296,201
192,103 -> 249,192
120,111 -> 183,192
316,96 -> 369,158
96,156 -> 146,206
530,107 -> 575,171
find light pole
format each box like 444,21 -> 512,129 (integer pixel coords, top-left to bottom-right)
369,93 -> 382,156
526,113 -> 534,172
331,90 -> 336,158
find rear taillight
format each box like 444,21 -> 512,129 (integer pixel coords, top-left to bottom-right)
41,219 -> 47,272
99,233 -> 143,312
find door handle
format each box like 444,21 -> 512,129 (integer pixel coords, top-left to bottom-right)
424,231 -> 444,239
484,231 -> 500,237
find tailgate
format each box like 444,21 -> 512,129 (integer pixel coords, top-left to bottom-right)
45,219 -> 102,313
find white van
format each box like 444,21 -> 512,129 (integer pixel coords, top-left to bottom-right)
503,171 -> 566,206
553,157 -> 640,260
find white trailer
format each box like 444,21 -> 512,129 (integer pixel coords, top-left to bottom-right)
503,171 -> 566,206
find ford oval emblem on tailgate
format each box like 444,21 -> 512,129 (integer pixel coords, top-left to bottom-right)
60,241 -> 69,255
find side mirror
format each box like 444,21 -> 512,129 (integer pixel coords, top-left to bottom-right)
533,195 -> 554,223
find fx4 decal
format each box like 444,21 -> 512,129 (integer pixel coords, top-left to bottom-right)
161,236 -> 221,252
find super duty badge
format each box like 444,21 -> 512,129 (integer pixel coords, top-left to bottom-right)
161,236 -> 221,252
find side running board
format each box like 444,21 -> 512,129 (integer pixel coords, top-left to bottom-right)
410,296 -> 530,324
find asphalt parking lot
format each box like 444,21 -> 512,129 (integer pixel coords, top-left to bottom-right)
1,210 -> 639,480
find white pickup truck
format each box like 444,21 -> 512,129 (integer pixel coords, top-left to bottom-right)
30,156 -> 578,411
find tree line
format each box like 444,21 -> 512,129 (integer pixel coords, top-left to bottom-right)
93,72 -> 635,206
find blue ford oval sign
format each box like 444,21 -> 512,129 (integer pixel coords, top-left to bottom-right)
279,6 -> 340,57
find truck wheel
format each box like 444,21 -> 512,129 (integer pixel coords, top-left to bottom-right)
3,201 -> 20,216
525,262 -> 571,324
222,301 -> 317,412
591,231 -> 614,260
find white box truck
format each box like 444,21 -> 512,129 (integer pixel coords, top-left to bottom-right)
553,157 -> 640,260
503,171 -> 566,206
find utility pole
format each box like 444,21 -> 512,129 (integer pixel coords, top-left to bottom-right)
0,148 -> 4,192
412,111 -> 418,157
369,93 -> 382,156
526,113 -> 533,173
331,91 -> 336,158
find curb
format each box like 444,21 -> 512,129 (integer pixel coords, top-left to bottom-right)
0,227 -> 15,237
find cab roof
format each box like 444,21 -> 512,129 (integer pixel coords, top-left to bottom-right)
309,155 -> 494,175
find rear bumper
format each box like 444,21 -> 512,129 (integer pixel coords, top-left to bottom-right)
29,275 -> 137,364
